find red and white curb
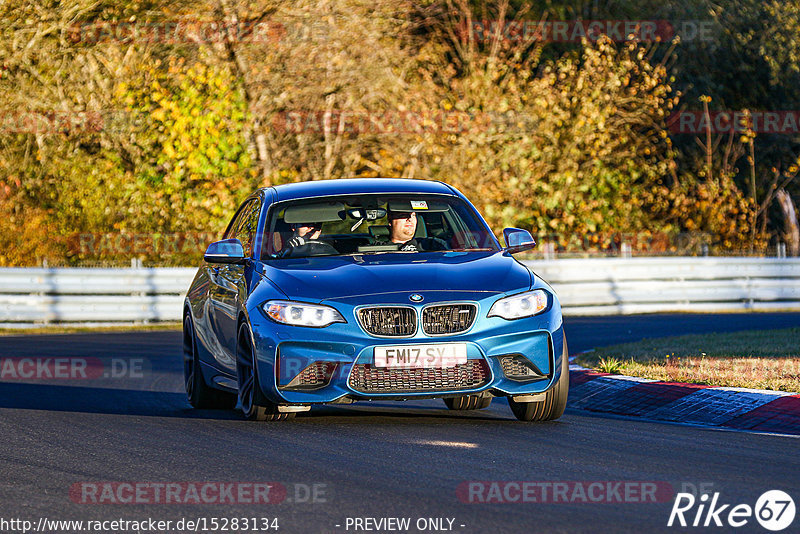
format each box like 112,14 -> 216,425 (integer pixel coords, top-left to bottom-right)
567,356 -> 800,436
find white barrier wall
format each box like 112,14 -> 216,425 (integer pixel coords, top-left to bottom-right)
1,258 -> 799,323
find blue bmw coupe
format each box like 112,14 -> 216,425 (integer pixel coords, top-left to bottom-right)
183,178 -> 568,421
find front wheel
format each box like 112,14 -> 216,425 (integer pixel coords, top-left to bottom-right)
443,395 -> 492,410
508,334 -> 570,422
236,322 -> 294,422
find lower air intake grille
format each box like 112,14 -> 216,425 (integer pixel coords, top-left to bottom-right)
283,362 -> 337,390
422,304 -> 477,335
499,354 -> 547,381
348,360 -> 490,393
358,307 -> 417,337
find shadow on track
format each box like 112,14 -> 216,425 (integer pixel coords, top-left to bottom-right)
0,381 -> 533,424
0,381 -> 239,420
292,403 -> 511,423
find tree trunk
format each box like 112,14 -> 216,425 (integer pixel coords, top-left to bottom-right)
776,189 -> 800,257
217,0 -> 276,182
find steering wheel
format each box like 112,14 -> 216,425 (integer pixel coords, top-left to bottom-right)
279,241 -> 339,258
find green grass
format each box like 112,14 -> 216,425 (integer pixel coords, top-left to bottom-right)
0,323 -> 181,336
597,356 -> 624,374
575,327 -> 800,393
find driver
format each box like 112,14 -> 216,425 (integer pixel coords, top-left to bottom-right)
387,210 -> 420,251
279,222 -> 335,257
286,222 -> 323,248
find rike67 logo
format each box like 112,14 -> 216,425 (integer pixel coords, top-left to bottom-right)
668,490 -> 795,531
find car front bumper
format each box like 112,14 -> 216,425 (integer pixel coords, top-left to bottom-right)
248,296 -> 565,405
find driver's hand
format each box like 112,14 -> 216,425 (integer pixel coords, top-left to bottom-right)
287,236 -> 306,248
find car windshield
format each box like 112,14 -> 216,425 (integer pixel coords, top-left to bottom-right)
262,194 -> 498,259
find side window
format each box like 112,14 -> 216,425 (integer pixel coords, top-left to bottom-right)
224,201 -> 250,240
223,199 -> 261,257
237,199 -> 262,256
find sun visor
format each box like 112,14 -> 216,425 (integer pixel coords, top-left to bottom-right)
283,202 -> 346,223
386,199 -> 449,213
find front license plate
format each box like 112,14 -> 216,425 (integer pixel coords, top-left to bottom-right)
374,343 -> 468,369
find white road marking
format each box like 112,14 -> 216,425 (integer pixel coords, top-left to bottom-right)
413,440 -> 479,448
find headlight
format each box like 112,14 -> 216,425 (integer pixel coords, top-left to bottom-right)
262,300 -> 346,327
488,289 -> 549,320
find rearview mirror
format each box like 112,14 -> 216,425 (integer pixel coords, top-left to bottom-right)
204,239 -> 246,264
503,228 -> 536,254
347,208 -> 387,220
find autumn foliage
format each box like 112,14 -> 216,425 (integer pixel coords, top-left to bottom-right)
0,0 -> 796,265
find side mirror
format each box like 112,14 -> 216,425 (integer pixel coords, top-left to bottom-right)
204,238 -> 246,264
503,228 -> 536,254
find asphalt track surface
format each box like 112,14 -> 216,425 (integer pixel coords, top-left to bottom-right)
1,312 -> 799,534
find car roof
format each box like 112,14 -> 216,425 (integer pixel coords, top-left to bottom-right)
267,178 -> 456,202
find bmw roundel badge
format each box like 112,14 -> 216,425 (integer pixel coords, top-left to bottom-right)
409,293 -> 424,302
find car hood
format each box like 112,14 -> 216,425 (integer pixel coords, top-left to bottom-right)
259,251 -> 532,302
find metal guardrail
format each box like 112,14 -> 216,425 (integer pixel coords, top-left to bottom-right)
0,268 -> 195,324
523,257 -> 800,315
0,258 -> 799,324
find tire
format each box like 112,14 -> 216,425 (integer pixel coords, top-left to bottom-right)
508,334 -> 570,422
236,322 -> 295,422
443,395 -> 492,410
183,311 -> 237,410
